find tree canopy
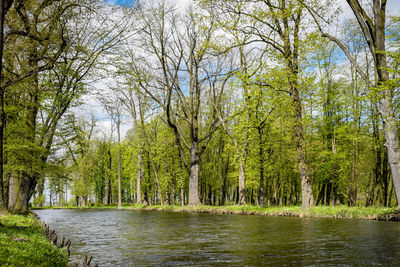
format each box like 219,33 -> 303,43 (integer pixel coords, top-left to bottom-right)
1,0 -> 400,213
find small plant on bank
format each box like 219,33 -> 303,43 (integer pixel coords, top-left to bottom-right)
0,213 -> 68,266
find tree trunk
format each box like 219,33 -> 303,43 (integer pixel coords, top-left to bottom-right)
206,184 -> 212,205
367,100 -> 381,207
326,181 -> 332,205
117,117 -> 122,209
65,183 -> 68,205
171,175 -> 175,206
343,0 -> 400,209
8,44 -> 39,214
291,81 -> 314,208
258,127 -> 265,207
180,185 -> 184,206
379,93 -> 400,209
0,90 -> 3,208
388,180 -> 394,207
238,158 -> 246,205
382,149 -> 389,206
188,142 -> 200,206
221,156 -> 229,206
316,184 -> 325,206
365,173 -> 373,206
104,143 -> 112,205
0,0 -> 7,209
145,152 -> 151,205
104,180 -> 111,205
138,102 -> 163,205
372,0 -> 400,210
37,178 -> 44,207
136,149 -> 142,205
7,173 -> 31,214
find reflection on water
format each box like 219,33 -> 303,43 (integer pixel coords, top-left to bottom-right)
34,209 -> 400,266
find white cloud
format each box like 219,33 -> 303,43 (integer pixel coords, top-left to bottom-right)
337,0 -> 400,22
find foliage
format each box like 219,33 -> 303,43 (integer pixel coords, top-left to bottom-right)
0,213 -> 68,266
1,0 -> 399,213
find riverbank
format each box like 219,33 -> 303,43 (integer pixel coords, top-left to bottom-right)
33,204 -> 400,221
0,210 -> 68,266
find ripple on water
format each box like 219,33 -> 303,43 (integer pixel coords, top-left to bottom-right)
34,209 -> 400,266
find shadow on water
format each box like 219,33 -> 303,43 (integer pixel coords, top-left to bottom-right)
34,209 -> 400,266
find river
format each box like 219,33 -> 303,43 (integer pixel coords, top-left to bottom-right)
34,209 -> 400,266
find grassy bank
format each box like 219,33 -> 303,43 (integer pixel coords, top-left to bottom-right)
0,210 -> 68,266
33,204 -> 399,221
131,205 -> 399,220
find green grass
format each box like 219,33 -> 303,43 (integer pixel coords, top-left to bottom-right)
33,204 -> 398,220
131,204 -> 397,219
0,212 -> 68,266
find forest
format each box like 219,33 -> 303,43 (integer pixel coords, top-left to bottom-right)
0,0 -> 399,214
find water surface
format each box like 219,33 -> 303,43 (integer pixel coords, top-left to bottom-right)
34,209 -> 400,266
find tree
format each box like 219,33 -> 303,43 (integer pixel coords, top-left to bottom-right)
0,0 -> 14,208
99,93 -> 124,208
5,0 -> 128,213
118,84 -> 144,205
4,0 -> 71,213
130,2 -> 228,205
306,0 -> 400,208
201,0 -> 315,207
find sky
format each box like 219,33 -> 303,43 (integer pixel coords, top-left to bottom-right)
43,0 -> 400,203
105,0 -> 136,7
340,0 -> 400,19
76,0 -> 400,141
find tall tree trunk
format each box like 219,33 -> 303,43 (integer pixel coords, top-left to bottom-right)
0,0 -> 8,208
117,117 -> 122,209
171,169 -> 175,206
145,151 -> 151,205
315,0 -> 400,206
367,100 -> 381,206
348,137 -> 358,206
341,0 -> 400,209
104,143 -> 112,205
138,100 -> 163,205
258,127 -> 265,207
373,2 -> 400,209
238,158 -> 246,205
382,149 -> 389,206
286,5 -> 314,208
188,142 -> 200,205
291,80 -> 314,208
0,90 -> 4,208
221,156 -> 229,206
378,75 -> 400,209
136,149 -> 142,205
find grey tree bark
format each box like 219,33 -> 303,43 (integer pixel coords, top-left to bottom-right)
188,142 -> 200,205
